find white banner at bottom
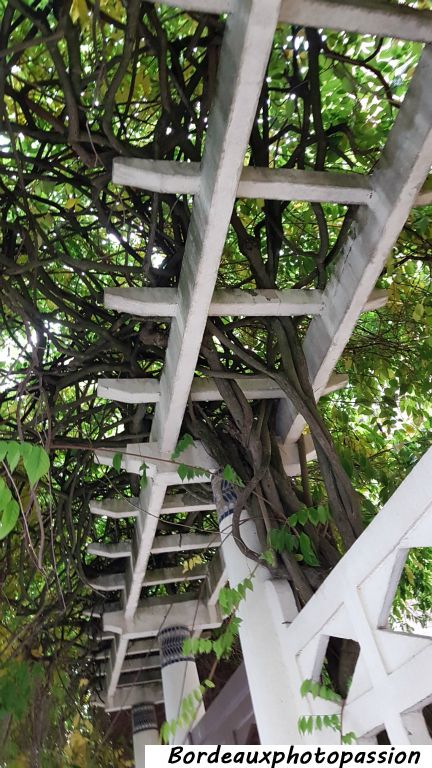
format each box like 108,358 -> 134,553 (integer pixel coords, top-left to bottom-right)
145,745 -> 432,768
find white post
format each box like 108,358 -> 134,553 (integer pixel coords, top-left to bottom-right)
132,703 -> 159,767
158,624 -> 205,744
213,477 -> 300,744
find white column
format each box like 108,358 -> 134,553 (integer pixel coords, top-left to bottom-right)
132,703 -> 159,767
158,624 -> 205,744
214,478 -> 300,744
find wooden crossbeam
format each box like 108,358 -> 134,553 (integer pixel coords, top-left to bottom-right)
96,655 -> 161,676
114,160 -> 372,205
97,372 -> 348,406
278,46 -> 432,447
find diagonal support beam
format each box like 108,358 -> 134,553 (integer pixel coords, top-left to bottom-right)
278,46 -> 432,446
150,0 -> 282,454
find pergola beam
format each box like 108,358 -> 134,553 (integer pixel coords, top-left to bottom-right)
140,0 -> 432,43
150,0 -> 282,454
98,371 -> 349,406
103,598 -> 221,637
279,0 -> 432,44
104,286 -> 387,319
93,683 -> 164,710
113,160 -> 372,205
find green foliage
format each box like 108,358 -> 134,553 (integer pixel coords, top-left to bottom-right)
298,679 -> 356,743
160,679 -> 215,744
268,525 -> 319,566
0,660 -> 42,721
218,577 -> 253,616
171,433 -> 195,461
112,452 -> 123,472
177,463 -> 210,481
222,464 -> 245,487
0,441 -> 50,539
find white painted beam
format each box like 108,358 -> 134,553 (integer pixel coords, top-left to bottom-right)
143,564 -> 208,586
363,289 -> 388,312
151,533 -> 221,554
98,372 -> 348,406
104,286 -> 387,320
87,534 -> 220,559
141,0 -> 432,44
160,494 -> 216,516
95,440 -> 217,485
279,433 -> 316,476
118,668 -> 162,686
211,288 -> 323,316
120,655 -> 160,673
278,47 -> 432,446
96,655 -> 161,676
206,550 -> 227,607
87,542 -> 132,559
150,0 -> 282,454
105,286 -> 324,317
95,639 -> 160,661
105,286 -> 177,316
279,0 -> 432,44
114,159 -> 372,205
103,598 -> 221,638
93,683 -> 164,710
90,498 -> 139,519
88,573 -> 126,592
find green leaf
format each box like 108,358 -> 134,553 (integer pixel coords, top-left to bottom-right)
22,446 -> 50,487
6,442 -> 21,473
171,433 -> 194,461
112,452 -> 122,472
299,532 -> 319,566
0,498 -> 20,540
222,464 -> 244,487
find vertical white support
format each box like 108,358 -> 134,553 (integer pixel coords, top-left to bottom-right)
158,625 -> 205,745
132,703 -> 159,768
214,479 -> 299,744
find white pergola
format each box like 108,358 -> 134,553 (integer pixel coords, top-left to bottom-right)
88,0 -> 432,750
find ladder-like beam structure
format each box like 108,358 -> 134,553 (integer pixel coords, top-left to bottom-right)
89,0 -> 432,719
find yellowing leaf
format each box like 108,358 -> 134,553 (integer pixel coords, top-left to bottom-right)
65,197 -> 79,210
182,554 -> 204,574
70,0 -> 89,28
